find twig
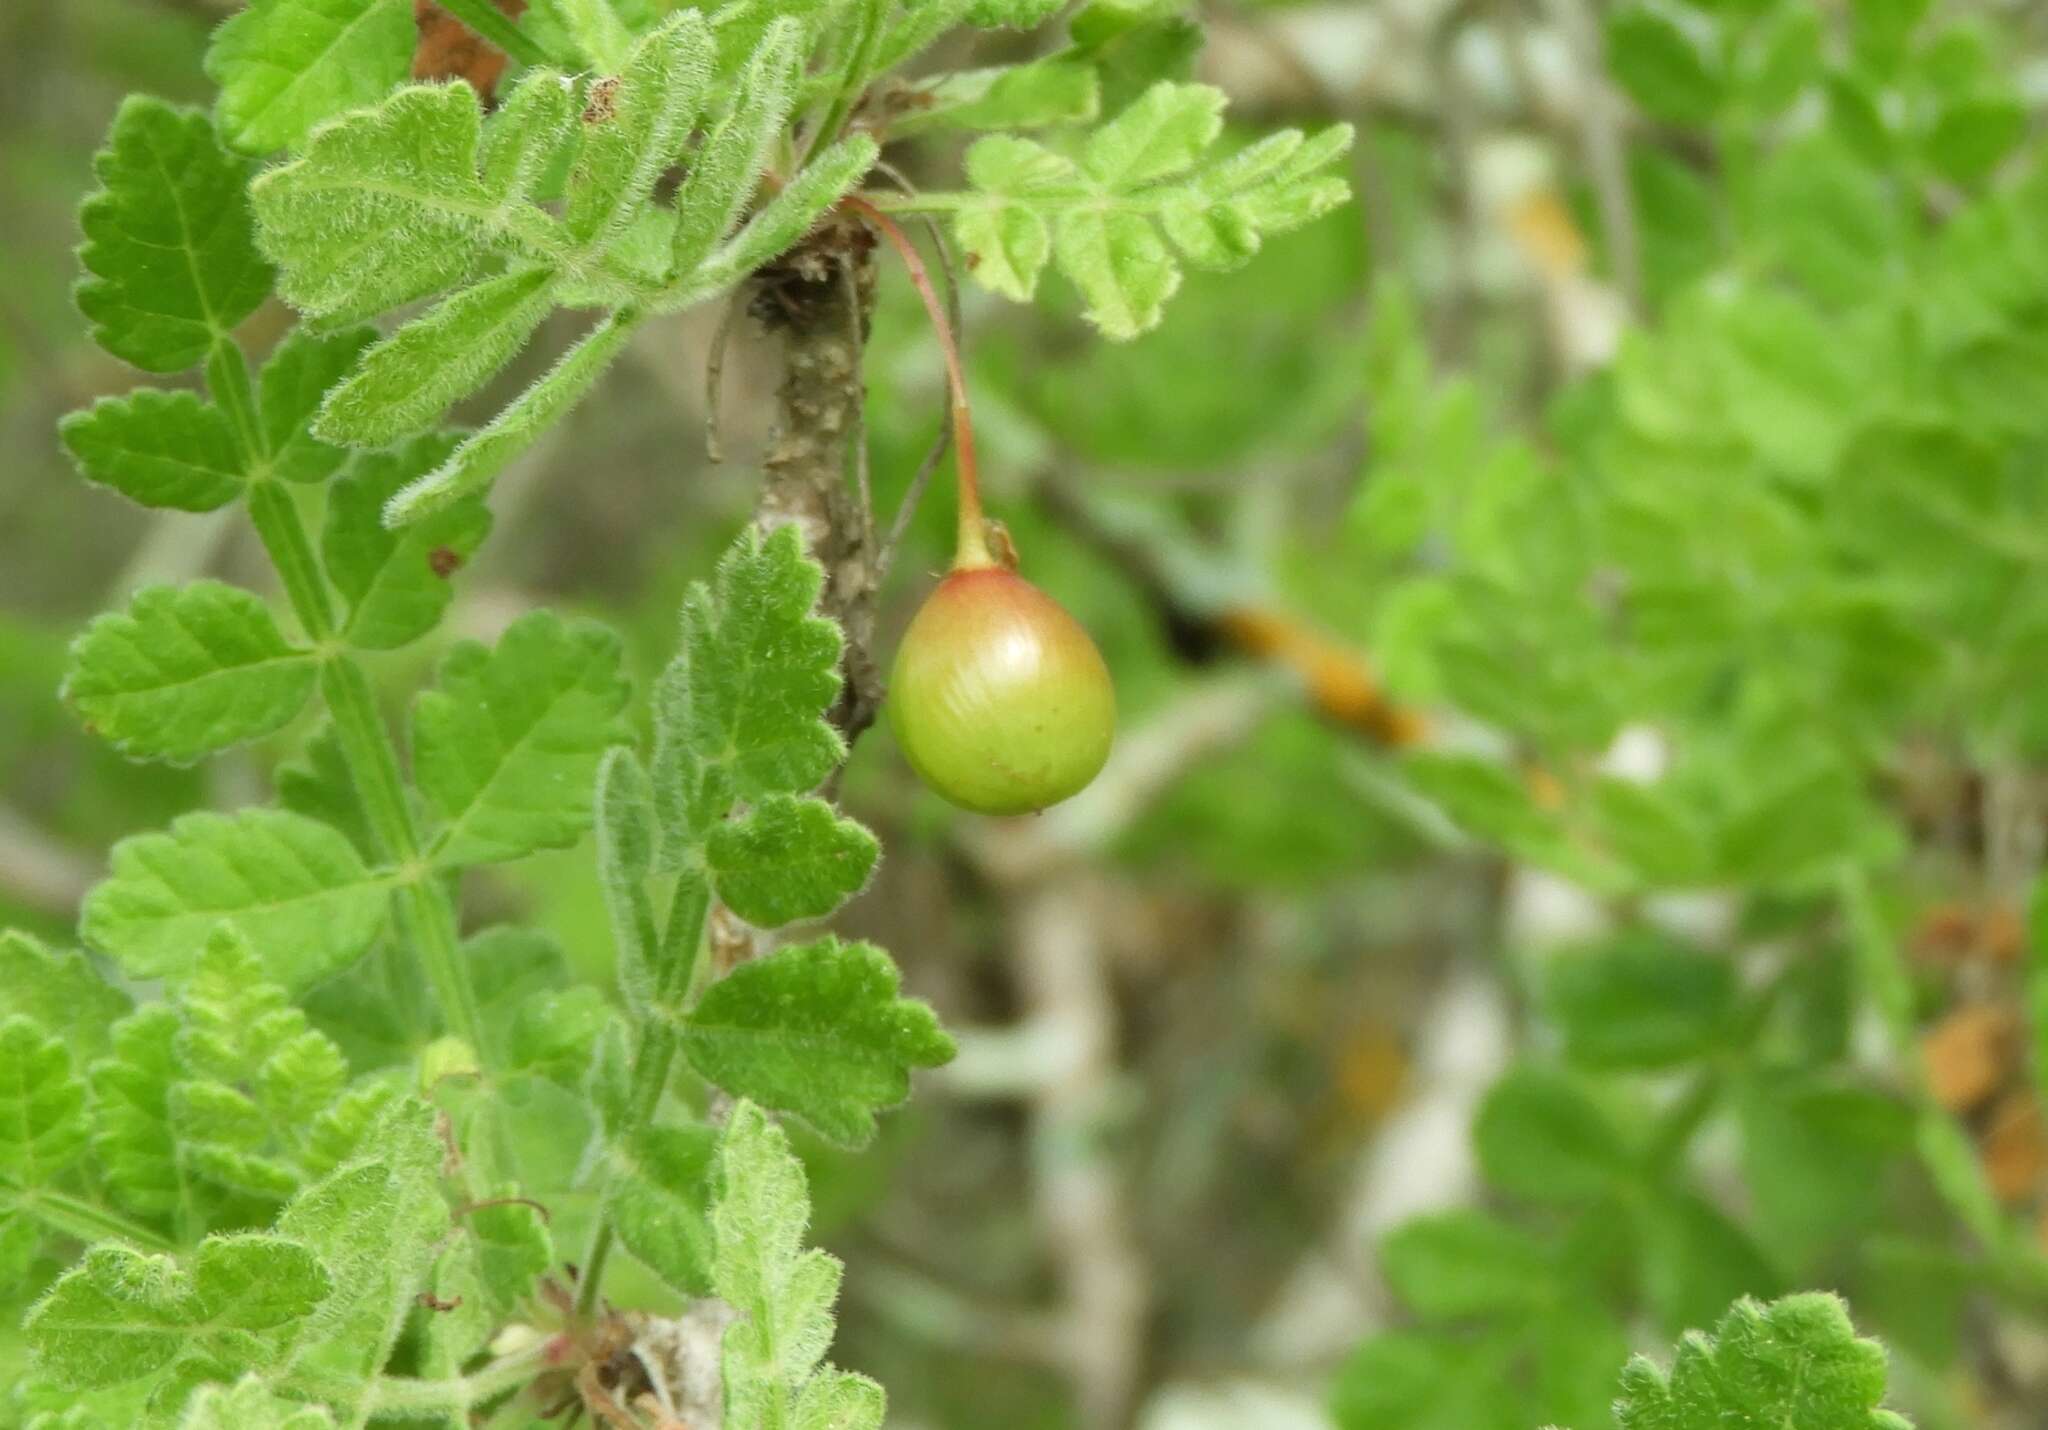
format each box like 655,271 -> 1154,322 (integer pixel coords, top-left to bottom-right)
0,805 -> 98,913
877,214 -> 962,581
839,256 -> 877,556
1545,0 -> 1644,313
703,285 -> 746,464
754,215 -> 884,743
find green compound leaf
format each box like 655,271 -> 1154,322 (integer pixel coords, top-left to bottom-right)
0,1017 -> 91,1188
0,931 -> 133,1060
1604,6 -> 1724,127
670,18 -> 803,276
81,808 -> 389,988
381,307 -> 642,524
1378,1209 -> 1555,1324
179,1376 -> 337,1429
1615,1293 -> 1913,1429
313,267 -> 559,447
77,97 -> 272,374
679,133 -> 879,303
59,390 -> 245,512
683,939 -> 953,1148
595,747 -> 661,1016
706,795 -> 879,928
894,57 -> 1100,137
274,1097 -> 447,1403
26,1233 -> 330,1391
251,81 -> 558,326
207,0 -> 417,155
651,525 -> 845,866
174,929 -> 351,1185
414,610 -> 633,867
321,434 -> 493,650
713,1102 -> 884,1430
63,582 -> 317,764
1544,933 -> 1739,1072
257,326 -> 377,484
527,0 -> 636,70
91,1006 -> 190,1221
948,83 -> 1352,336
606,1122 -> 718,1295
565,13 -> 713,251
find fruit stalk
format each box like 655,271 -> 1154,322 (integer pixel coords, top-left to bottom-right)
842,194 -> 990,569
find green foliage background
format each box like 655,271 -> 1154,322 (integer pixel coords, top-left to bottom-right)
4,0 -> 2048,1426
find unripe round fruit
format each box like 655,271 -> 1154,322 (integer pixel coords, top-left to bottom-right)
889,566 -> 1115,815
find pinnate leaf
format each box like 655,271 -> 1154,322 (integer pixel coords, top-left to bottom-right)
382,308 -> 642,524
683,939 -> 953,1147
257,326 -> 376,485
566,13 -> 712,251
607,1122 -> 719,1295
895,58 -> 1099,137
595,747 -> 661,1015
92,1006 -> 190,1220
1615,1293 -> 1913,1429
707,795 -> 879,928
321,434 -> 492,650
949,84 -> 1352,336
714,1102 -> 883,1430
0,1018 -> 91,1188
59,390 -> 245,512
0,931 -> 132,1060
274,1097 -> 447,1398
64,583 -> 316,764
251,82 -> 544,325
176,929 -> 351,1166
314,267 -> 558,446
81,808 -> 389,988
680,134 -> 879,302
415,610 -> 632,866
671,18 -> 804,275
208,0 -> 417,154
26,1233 -> 329,1390
77,98 -> 271,373
651,524 -> 844,864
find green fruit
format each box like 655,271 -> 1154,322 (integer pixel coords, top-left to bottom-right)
889,566 -> 1115,815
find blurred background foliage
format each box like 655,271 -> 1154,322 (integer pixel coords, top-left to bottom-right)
8,0 -> 2048,1427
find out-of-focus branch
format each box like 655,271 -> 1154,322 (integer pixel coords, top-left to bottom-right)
1036,478 -> 1428,754
0,805 -> 97,914
1543,0 -> 1643,313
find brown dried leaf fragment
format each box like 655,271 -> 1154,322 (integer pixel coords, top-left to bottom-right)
414,0 -> 528,106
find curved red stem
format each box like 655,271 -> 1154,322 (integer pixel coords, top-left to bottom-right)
841,194 -> 989,569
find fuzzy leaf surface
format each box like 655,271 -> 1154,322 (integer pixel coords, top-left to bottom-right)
25,1233 -> 329,1390
651,525 -> 844,865
0,1018 -> 91,1188
713,1102 -> 883,1430
415,609 -> 633,866
1614,1293 -> 1913,1429
321,434 -> 491,650
684,940 -> 952,1147
706,795 -> 878,928
81,808 -> 388,988
0,932 -> 133,1060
